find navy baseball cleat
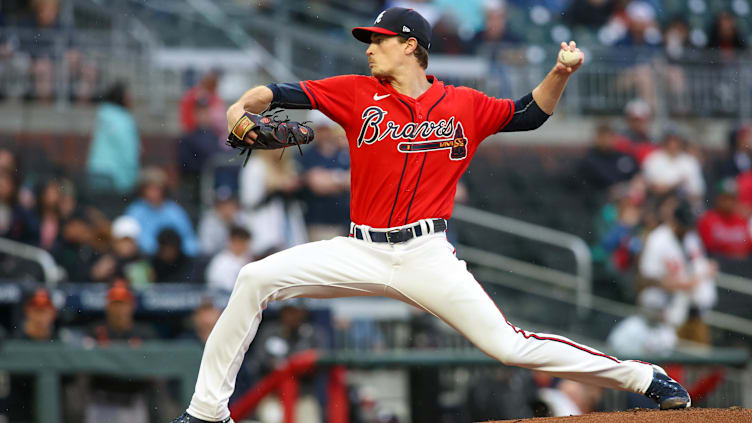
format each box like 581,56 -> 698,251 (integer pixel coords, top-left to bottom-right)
644,365 -> 691,410
170,412 -> 233,423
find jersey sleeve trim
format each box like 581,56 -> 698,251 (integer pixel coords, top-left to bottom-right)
498,98 -> 515,131
299,81 -> 319,109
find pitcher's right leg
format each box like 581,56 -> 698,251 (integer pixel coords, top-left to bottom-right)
186,237 -> 391,422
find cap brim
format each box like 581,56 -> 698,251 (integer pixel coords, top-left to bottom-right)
352,27 -> 399,44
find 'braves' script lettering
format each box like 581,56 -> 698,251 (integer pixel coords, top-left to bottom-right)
356,106 -> 459,148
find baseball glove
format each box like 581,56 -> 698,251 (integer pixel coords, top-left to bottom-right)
227,111 -> 315,166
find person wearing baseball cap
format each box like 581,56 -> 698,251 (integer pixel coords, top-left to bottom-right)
8,288 -> 58,423
16,287 -> 57,341
697,179 -> 752,260
86,280 -> 155,346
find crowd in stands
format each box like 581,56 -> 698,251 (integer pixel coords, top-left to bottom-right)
0,0 -> 98,103
3,0 -> 752,105
0,66 -> 355,421
0,1 -> 750,421
575,98 -> 752,355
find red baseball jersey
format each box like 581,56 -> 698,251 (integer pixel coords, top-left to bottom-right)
300,75 -> 514,228
697,210 -> 752,258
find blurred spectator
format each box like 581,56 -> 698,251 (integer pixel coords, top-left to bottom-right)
538,380 -> 602,417
614,2 -> 663,110
177,95 -> 224,205
662,17 -> 695,114
596,191 -> 643,275
87,280 -> 154,344
0,147 -> 19,173
434,0 -> 485,40
0,147 -> 34,212
206,225 -> 252,293
51,210 -> 100,282
607,287 -> 677,356
738,170 -> 752,216
0,32 -> 14,87
17,0 -> 62,102
717,124 -> 752,179
16,0 -> 97,102
430,12 -> 466,54
14,286 -> 57,341
198,186 -> 246,255
179,69 -> 226,136
32,178 -> 66,250
469,0 -> 522,53
184,297 -> 222,345
708,11 -> 746,61
564,0 -> 614,29
240,151 -> 306,257
86,82 -> 141,194
469,0 -> 524,95
245,301 -> 329,423
663,17 -> 694,64
638,202 -> 717,343
84,281 -> 153,423
642,127 -> 705,202
698,179 -> 751,260
151,228 -> 201,283
6,287 -> 58,422
90,216 -> 154,288
57,177 -> 77,219
614,1 -> 662,50
577,122 -> 638,191
0,168 -> 36,243
300,112 -> 350,241
613,99 -> 657,163
125,167 -> 199,257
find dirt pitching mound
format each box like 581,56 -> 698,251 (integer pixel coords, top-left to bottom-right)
486,407 -> 751,423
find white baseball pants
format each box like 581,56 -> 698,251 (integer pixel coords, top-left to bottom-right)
187,221 -> 654,421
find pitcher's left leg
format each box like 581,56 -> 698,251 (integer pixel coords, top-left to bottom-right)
389,235 -> 659,396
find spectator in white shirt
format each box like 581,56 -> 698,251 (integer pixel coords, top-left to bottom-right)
642,128 -> 705,202
206,226 -> 253,293
638,202 -> 717,342
607,287 -> 678,357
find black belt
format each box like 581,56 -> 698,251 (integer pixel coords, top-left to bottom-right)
351,219 -> 447,244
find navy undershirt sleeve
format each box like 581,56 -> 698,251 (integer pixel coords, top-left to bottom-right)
500,92 -> 550,132
267,82 -> 313,110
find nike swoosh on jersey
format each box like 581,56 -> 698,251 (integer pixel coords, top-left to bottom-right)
373,93 -> 390,101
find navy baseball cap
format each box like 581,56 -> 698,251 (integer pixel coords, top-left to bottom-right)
352,7 -> 432,50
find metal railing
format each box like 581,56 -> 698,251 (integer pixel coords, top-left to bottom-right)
6,0 -> 752,122
452,205 -> 752,338
453,204 -> 593,314
0,237 -> 63,285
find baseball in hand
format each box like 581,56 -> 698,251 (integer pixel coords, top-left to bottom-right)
558,49 -> 582,67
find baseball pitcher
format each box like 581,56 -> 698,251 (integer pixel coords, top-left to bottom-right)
172,7 -> 690,423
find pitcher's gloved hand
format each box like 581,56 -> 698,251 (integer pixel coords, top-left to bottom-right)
227,111 -> 315,166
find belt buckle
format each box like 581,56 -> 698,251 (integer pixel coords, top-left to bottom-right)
385,228 -> 402,244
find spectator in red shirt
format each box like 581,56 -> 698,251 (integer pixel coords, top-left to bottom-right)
698,179 -> 752,260
178,69 -> 227,136
613,99 -> 658,164
737,171 -> 752,217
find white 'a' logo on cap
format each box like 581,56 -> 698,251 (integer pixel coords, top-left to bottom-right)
375,10 -> 385,23
402,25 -> 411,32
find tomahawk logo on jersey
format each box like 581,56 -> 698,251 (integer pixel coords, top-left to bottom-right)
300,74 -> 513,228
